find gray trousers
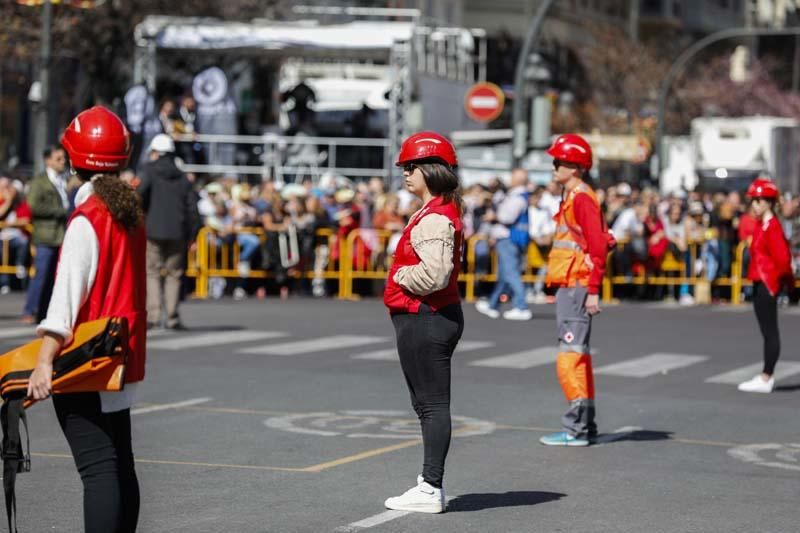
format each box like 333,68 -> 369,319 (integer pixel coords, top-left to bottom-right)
556,286 -> 597,439
146,239 -> 185,327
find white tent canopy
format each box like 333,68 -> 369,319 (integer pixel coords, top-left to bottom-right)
137,16 -> 414,52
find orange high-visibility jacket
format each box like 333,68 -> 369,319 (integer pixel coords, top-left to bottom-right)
545,183 -> 602,288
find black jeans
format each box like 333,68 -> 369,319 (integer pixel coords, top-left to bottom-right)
391,304 -> 463,488
53,393 -> 140,533
753,282 -> 780,376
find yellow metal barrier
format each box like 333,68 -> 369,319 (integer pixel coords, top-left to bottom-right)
192,227 -> 340,299
186,225 -> 799,305
0,223 -> 34,282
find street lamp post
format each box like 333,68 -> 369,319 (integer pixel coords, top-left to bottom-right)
511,0 -> 557,169
655,26 -> 800,178
32,0 -> 52,174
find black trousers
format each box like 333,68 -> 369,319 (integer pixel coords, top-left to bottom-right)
391,304 -> 463,488
753,282 -> 781,376
53,392 -> 140,533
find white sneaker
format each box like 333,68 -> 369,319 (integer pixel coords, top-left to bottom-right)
475,300 -> 499,319
237,260 -> 251,278
679,294 -> 695,306
0,286 -> 9,295
384,481 -> 445,514
233,287 -> 247,300
737,374 -> 774,393
503,308 -> 532,321
531,292 -> 548,305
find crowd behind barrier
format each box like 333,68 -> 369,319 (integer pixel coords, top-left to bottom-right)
3,175 -> 800,305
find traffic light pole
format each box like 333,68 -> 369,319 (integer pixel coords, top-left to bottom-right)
33,0 -> 52,174
655,26 -> 800,177
511,0 -> 556,169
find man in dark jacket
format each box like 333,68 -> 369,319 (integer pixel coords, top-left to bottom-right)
23,145 -> 68,323
137,134 -> 200,329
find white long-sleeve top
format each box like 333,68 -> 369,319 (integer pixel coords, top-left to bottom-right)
36,181 -> 139,413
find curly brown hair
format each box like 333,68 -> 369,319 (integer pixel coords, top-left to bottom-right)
91,174 -> 144,231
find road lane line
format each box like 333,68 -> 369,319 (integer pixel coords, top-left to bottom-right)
334,510 -> 410,532
469,347 -> 554,369
31,452 -> 305,472
705,361 -> 800,384
595,353 -> 708,377
352,340 -> 495,361
131,397 -> 212,415
148,330 -> 287,350
238,335 -> 388,356
0,327 -> 35,339
300,439 -> 422,473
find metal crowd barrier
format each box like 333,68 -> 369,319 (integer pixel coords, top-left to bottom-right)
0,223 -> 34,281
178,227 -> 799,304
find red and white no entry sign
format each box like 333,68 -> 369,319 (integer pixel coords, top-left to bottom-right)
464,82 -> 505,123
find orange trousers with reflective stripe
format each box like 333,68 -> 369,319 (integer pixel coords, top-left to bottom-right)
556,352 -> 595,402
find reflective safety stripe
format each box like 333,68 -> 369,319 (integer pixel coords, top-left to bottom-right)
569,398 -> 595,407
552,240 -> 583,251
559,342 -> 590,353
557,223 -> 583,235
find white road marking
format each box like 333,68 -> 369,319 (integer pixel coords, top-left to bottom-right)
705,361 -> 800,384
131,397 -> 211,415
335,497 -> 456,531
469,346 -> 554,369
146,328 -> 174,338
148,331 -> 287,350
0,327 -> 36,339
595,353 -> 708,378
352,340 -> 495,361
334,510 -> 410,532
728,443 -> 800,472
238,335 -> 387,356
351,348 -> 397,361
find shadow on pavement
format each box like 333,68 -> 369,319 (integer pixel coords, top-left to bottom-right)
447,491 -> 565,512
593,429 -> 673,445
774,383 -> 800,392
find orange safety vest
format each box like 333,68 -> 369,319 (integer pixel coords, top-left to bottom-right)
545,183 -> 601,288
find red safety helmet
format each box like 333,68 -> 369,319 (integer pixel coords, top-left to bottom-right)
546,133 -> 593,170
746,177 -> 779,200
61,106 -> 131,173
396,131 -> 458,167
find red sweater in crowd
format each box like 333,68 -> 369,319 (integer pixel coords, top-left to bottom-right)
748,215 -> 793,297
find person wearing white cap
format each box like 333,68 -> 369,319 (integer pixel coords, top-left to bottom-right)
137,132 -> 200,329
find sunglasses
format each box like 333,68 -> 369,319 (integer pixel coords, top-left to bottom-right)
553,159 -> 577,170
402,163 -> 418,174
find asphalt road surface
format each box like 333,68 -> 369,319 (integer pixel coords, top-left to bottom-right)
0,294 -> 797,532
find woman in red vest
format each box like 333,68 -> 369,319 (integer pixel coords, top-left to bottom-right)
738,178 -> 793,393
383,132 -> 464,514
27,106 -> 146,532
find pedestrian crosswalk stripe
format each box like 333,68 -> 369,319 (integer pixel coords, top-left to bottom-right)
149,331 -> 288,350
704,361 -> 800,384
238,335 -> 388,356
352,340 -> 495,361
146,329 -> 174,338
595,353 -> 708,378
0,327 -> 36,340
469,347 -> 554,369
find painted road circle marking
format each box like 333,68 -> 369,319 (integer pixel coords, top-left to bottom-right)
264,410 -> 496,439
728,443 -> 800,472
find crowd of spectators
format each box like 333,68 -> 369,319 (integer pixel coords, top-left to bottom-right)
3,157 -> 800,306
